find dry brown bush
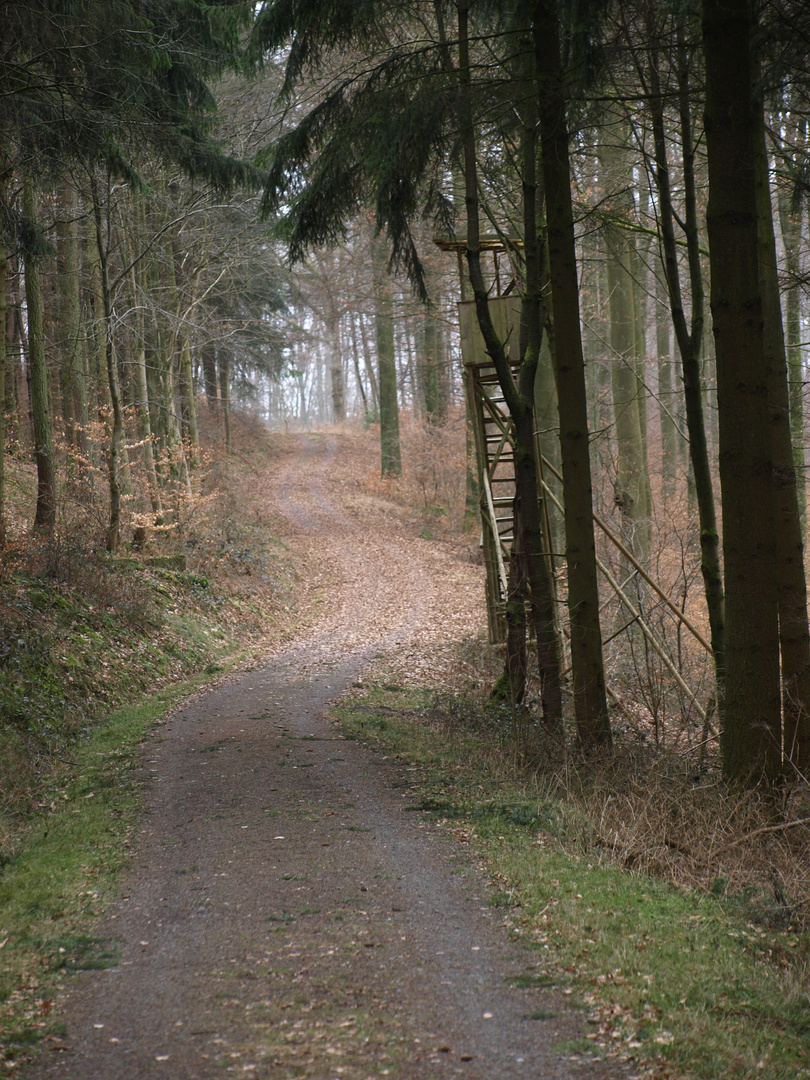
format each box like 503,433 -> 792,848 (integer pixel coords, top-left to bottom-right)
361,408 -> 469,535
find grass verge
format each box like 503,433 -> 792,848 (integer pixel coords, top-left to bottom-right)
335,682 -> 810,1080
0,677 -> 216,1067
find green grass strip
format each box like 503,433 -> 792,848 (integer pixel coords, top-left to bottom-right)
336,684 -> 810,1080
0,676 -> 211,1063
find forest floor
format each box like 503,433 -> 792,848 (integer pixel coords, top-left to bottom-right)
13,428 -> 627,1080
5,425 -> 810,1080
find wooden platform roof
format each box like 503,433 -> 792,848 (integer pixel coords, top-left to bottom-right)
433,235 -> 524,253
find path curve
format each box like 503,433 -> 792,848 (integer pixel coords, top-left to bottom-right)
24,433 -> 623,1080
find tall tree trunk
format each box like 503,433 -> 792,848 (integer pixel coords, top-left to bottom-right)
202,344 -> 219,408
170,238 -> 199,459
373,236 -> 402,477
647,16 -> 726,703
56,183 -> 87,456
534,333 -> 562,552
179,331 -> 199,454
0,198 -> 6,549
599,123 -> 652,559
329,321 -> 346,424
630,188 -> 653,536
126,201 -> 162,519
754,100 -> 810,772
348,313 -> 369,414
655,267 -> 678,501
702,0 -> 781,783
776,109 -> 807,537
90,178 -> 123,552
359,312 -> 380,413
605,220 -> 650,554
534,0 -> 610,747
5,271 -> 21,455
458,2 -> 562,728
422,303 -> 440,423
23,177 -> 56,537
219,349 -> 232,452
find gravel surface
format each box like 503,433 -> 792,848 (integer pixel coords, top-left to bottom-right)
24,432 -> 627,1080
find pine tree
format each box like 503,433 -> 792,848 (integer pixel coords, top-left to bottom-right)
702,0 -> 781,782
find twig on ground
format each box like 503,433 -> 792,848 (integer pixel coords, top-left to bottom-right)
711,816 -> 810,859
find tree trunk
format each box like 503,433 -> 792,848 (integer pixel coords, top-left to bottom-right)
754,100 -> 810,773
647,16 -> 726,701
0,203 -> 6,549
5,273 -> 21,455
219,349 -> 232,452
348,313 -> 369,414
126,197 -> 162,518
534,0 -> 610,747
91,178 -> 123,552
776,109 -> 807,538
23,177 -> 56,537
458,2 -> 562,728
702,0 -> 781,783
655,267 -> 678,501
56,183 -> 87,456
373,236 -> 402,477
534,333 -> 562,552
599,124 -> 652,559
202,344 -> 219,408
605,220 -> 650,554
330,355 -> 346,422
179,331 -> 199,454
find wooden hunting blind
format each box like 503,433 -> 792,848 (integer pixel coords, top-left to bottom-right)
434,237 -> 558,645
435,238 -> 713,728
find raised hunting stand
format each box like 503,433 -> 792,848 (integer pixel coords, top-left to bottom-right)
435,236 -> 715,729
434,237 -> 557,647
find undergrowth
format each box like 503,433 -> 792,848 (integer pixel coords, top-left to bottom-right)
0,416 -> 297,864
335,682 -> 810,1080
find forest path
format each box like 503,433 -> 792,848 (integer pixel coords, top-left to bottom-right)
25,431 -> 623,1080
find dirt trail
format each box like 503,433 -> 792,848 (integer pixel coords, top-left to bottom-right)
25,433 -> 624,1080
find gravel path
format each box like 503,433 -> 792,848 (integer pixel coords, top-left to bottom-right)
24,432 -> 625,1080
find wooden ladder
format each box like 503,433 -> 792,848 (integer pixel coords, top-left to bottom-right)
465,356 -> 519,643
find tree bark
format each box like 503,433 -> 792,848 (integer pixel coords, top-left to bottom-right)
56,182 -> 87,456
534,0 -> 610,747
373,236 -> 402,477
599,122 -> 652,559
202,344 -> 219,408
655,267 -> 678,501
219,349 -> 232,452
0,195 -> 6,549
91,177 -> 124,552
348,313 -> 369,414
23,177 -> 56,537
647,17 -> 726,701
457,2 -> 562,727
330,358 -> 345,416
754,99 -> 810,772
126,197 -> 162,518
776,109 -> 807,538
702,0 -> 781,783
